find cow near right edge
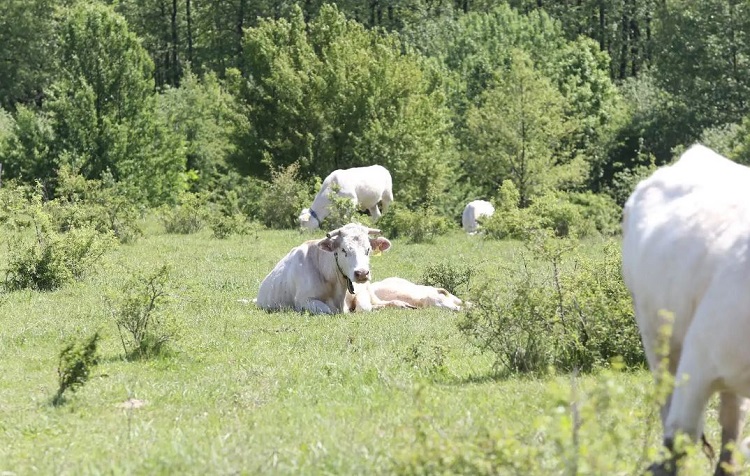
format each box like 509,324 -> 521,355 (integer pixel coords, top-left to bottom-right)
622,144 -> 750,475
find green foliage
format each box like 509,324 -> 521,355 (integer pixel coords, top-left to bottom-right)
257,162 -> 312,230
606,151 -> 658,207
1,105 -> 56,183
484,185 -> 619,240
420,262 -> 475,296
5,192 -> 117,292
53,332 -> 100,406
0,0 -> 58,108
321,183 -> 360,229
47,165 -> 143,243
156,70 -> 244,192
653,0 -> 750,133
158,192 -> 210,234
460,235 -> 642,375
377,204 -> 453,244
46,2 -> 186,205
464,49 -> 585,206
237,4 -> 455,208
209,213 -> 259,240
109,264 -> 175,360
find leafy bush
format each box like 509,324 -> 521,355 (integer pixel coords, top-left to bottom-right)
257,162 -> 313,229
321,183 -> 360,229
109,265 -> 175,360
53,332 -> 100,406
484,184 -> 620,240
5,194 -> 116,291
158,192 -> 210,234
459,233 -> 643,375
209,212 -> 260,239
421,262 -> 475,296
377,204 -> 453,243
47,165 -> 143,243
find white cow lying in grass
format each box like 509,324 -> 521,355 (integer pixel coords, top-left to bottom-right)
622,143 -> 750,475
348,277 -> 465,312
462,200 -> 495,234
299,165 -> 394,230
256,223 -> 408,314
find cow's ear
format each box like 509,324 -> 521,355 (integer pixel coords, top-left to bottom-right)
370,237 -> 391,252
318,236 -> 338,253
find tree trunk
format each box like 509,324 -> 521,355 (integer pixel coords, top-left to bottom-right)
236,0 -> 247,71
171,0 -> 180,86
186,0 -> 193,67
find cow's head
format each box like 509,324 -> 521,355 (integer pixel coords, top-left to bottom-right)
298,208 -> 321,230
318,223 -> 391,286
432,288 -> 464,311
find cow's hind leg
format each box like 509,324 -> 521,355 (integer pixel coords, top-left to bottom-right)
369,204 -> 382,222
714,392 -> 749,476
381,188 -> 393,215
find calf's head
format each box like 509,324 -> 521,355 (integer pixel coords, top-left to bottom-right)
318,223 -> 391,285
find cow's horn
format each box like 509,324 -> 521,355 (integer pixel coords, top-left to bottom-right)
367,228 -> 381,235
326,228 -> 343,239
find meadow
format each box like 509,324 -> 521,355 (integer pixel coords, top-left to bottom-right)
0,220 -> 738,475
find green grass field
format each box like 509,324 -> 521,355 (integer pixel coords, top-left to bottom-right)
0,222 -> 738,475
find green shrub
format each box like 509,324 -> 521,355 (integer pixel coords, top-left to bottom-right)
459,234 -> 643,375
484,187 -> 621,240
421,262 -> 475,296
257,162 -> 313,229
158,192 -> 210,234
5,194 -> 116,291
53,332 -> 100,406
109,265 -> 175,360
48,165 -> 143,243
209,212 -> 260,239
377,204 -> 453,243
321,183 -> 360,229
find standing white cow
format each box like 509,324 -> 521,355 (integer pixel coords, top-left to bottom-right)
299,165 -> 394,230
256,223 -> 397,314
462,200 -> 495,234
622,144 -> 750,475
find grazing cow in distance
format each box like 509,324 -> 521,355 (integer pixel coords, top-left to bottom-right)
256,223 -> 401,314
622,143 -> 750,475
299,165 -> 394,230
462,200 -> 495,234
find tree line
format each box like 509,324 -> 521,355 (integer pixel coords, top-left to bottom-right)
1,0 -> 749,222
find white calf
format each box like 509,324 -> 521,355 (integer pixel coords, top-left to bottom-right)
462,200 -> 495,234
299,165 -> 394,230
370,277 -> 465,311
256,223 -> 391,314
622,143 -> 750,475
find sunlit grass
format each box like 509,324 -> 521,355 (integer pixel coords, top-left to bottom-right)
0,223 -> 740,474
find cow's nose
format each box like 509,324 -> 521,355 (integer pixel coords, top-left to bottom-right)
353,269 -> 370,282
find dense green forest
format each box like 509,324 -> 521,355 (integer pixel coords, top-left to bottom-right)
1,0 -> 749,226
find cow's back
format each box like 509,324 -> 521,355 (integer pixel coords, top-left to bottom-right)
622,144 -> 750,351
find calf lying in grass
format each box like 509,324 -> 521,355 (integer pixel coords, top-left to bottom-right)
349,277 -> 466,312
